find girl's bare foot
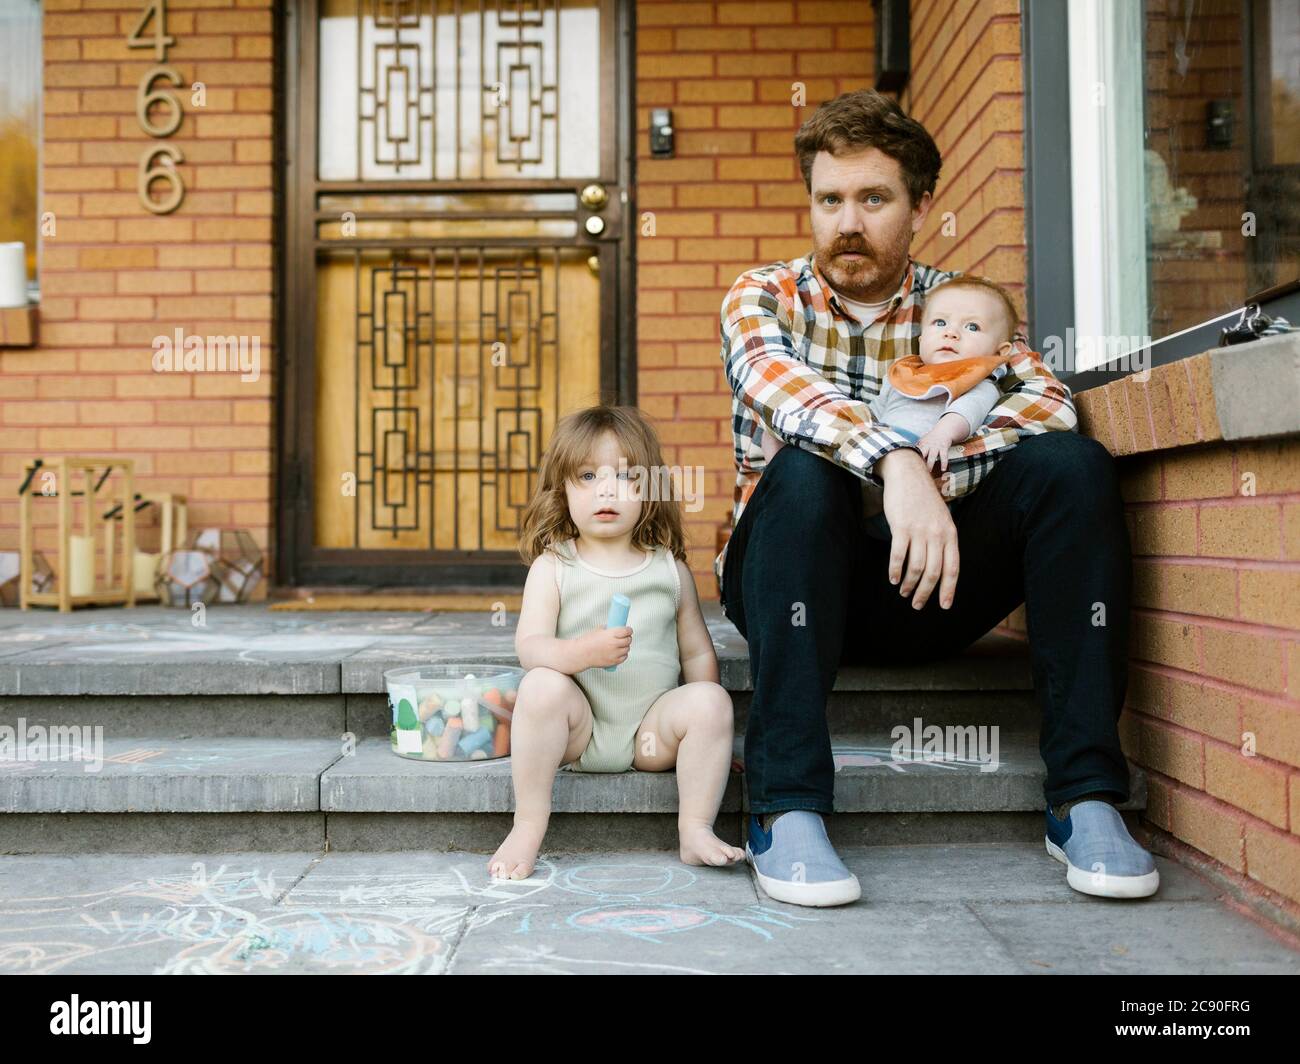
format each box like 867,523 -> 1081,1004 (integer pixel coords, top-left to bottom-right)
488,819 -> 547,880
679,822 -> 746,867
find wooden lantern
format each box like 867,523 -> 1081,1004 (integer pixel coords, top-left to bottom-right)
17,456 -> 137,612
103,492 -> 189,601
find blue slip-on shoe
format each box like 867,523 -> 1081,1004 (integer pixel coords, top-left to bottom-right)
745,811 -> 861,907
1046,800 -> 1160,899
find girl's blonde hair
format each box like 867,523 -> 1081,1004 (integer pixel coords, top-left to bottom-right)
517,405 -> 687,566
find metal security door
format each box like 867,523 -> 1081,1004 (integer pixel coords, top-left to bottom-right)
280,0 -> 633,587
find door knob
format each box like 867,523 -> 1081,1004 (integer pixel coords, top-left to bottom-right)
580,183 -> 608,210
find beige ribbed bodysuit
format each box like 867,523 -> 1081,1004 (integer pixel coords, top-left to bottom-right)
548,537 -> 682,772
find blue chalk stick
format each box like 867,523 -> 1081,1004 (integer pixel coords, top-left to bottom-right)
456,727 -> 493,757
604,593 -> 631,671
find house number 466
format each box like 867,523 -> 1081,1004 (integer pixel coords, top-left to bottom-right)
127,0 -> 186,214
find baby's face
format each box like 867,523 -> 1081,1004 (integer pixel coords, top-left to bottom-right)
918,288 -> 1012,365
565,432 -> 644,540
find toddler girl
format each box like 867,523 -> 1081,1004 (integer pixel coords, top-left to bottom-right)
489,405 -> 744,880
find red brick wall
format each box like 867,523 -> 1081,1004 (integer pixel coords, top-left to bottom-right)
0,0 -> 275,594
1122,437 -> 1300,911
905,0 -> 1026,320
633,0 -> 876,596
1074,360 -> 1300,915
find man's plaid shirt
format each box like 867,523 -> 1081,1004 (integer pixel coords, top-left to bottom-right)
714,252 -> 1077,587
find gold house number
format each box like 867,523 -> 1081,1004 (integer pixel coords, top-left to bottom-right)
127,0 -> 185,214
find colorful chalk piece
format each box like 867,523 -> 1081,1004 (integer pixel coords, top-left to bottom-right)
437,724 -> 463,759
457,727 -> 493,757
603,593 -> 631,671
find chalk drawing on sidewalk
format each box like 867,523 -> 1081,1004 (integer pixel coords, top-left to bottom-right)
0,856 -> 814,974
471,943 -> 717,975
566,902 -> 811,944
473,862 -> 819,947
0,862 -> 469,975
555,863 -> 690,899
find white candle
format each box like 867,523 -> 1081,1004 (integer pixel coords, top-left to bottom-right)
0,243 -> 27,309
69,535 -> 95,597
133,551 -> 159,597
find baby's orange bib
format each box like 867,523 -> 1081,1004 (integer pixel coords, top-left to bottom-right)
888,353 -> 1010,402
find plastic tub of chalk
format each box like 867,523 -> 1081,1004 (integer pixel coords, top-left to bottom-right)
384,664 -> 522,762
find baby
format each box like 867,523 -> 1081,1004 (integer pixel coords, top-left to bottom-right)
489,404 -> 745,881
760,276 -> 1017,474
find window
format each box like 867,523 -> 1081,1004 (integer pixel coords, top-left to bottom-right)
1024,0 -> 1300,382
0,0 -> 41,298
1143,0 -> 1299,339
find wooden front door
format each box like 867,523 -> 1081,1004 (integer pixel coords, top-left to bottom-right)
280,0 -> 634,587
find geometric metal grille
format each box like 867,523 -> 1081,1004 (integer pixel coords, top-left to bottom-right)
321,0 -> 592,182
316,243 -> 596,552
364,1 -> 433,173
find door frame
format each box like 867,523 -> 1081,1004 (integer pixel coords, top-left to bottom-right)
275,0 -> 637,588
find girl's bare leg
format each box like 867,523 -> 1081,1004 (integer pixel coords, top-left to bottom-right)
633,681 -> 745,867
488,667 -> 593,880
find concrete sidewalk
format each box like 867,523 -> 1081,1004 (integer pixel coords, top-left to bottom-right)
2,842 -> 1298,974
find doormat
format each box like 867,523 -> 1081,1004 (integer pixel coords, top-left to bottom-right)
269,592 -> 523,612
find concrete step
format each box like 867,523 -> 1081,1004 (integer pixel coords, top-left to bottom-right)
0,737 -> 343,813
0,604 -> 1032,699
0,732 -> 1146,854
0,688 -> 1041,738
0,627 -> 1039,736
0,662 -> 1033,701
0,609 -> 1075,853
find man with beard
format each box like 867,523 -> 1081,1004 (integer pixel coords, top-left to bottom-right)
716,89 -> 1158,908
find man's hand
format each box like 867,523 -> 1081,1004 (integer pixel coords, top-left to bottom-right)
876,448 -> 959,610
915,412 -> 971,473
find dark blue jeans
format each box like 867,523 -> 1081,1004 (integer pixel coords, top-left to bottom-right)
719,431 -> 1133,815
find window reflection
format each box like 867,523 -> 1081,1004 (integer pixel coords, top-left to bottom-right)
1144,0 -> 1300,339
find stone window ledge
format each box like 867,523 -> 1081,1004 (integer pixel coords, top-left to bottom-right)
1075,332 -> 1300,456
